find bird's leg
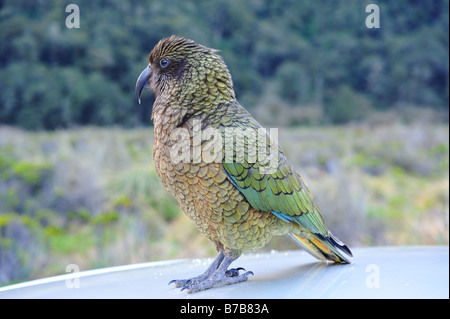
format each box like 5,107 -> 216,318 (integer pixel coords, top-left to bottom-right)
182,255 -> 254,293
168,251 -> 225,288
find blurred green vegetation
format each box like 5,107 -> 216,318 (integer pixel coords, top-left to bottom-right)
0,123 -> 448,285
0,0 -> 449,129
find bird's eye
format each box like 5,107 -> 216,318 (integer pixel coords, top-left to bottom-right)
159,58 -> 170,69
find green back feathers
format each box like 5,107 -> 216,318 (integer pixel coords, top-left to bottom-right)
220,105 -> 329,237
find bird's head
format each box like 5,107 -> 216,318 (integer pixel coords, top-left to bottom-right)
136,36 -> 235,106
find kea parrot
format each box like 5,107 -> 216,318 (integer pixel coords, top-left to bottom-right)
136,36 -> 352,293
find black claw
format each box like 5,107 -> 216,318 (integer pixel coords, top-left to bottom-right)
168,279 -> 177,286
181,285 -> 190,292
225,267 -> 247,277
185,279 -> 192,285
246,271 -> 254,276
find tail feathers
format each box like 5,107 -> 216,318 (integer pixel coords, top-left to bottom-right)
289,231 -> 353,264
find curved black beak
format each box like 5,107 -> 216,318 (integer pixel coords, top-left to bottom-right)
135,65 -> 151,104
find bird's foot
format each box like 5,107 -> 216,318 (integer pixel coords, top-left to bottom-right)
168,252 -> 254,293
168,251 -> 225,288
225,267 -> 248,277
181,268 -> 254,293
